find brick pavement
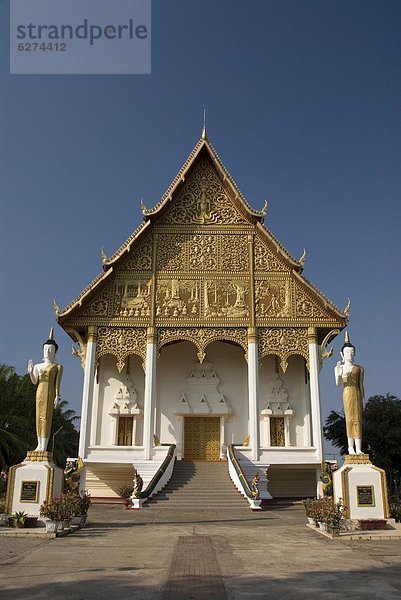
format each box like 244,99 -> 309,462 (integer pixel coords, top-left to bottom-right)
162,535 -> 227,600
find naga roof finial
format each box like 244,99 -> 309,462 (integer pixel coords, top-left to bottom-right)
101,246 -> 108,264
53,298 -> 60,317
141,198 -> 150,216
298,249 -> 307,267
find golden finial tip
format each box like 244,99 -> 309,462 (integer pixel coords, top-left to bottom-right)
345,331 -> 350,344
49,327 -> 54,340
201,108 -> 207,140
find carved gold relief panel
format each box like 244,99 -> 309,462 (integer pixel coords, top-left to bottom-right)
82,286 -> 110,317
155,278 -> 250,322
112,279 -> 152,318
189,235 -> 217,270
158,327 -> 248,363
254,237 -> 289,273
156,279 -> 200,319
158,159 -> 249,226
203,280 -> 250,319
156,233 -> 249,274
157,234 -> 188,271
255,279 -> 292,319
221,234 -> 248,272
119,235 -> 153,271
96,327 -> 147,372
294,282 -> 333,320
258,327 -> 309,372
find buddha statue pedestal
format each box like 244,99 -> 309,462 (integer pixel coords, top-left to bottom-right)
333,454 -> 389,521
5,451 -> 63,525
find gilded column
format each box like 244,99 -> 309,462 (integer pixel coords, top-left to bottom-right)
308,327 -> 323,461
143,327 -> 157,460
247,327 -> 260,461
79,326 -> 97,458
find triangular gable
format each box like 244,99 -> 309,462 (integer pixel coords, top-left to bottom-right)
58,134 -> 345,330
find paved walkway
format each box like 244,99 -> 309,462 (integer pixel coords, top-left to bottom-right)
0,504 -> 401,599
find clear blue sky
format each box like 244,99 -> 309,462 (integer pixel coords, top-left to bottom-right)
1,0 -> 400,458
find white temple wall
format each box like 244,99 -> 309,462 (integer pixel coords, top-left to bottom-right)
96,353 -> 145,446
156,340 -> 248,446
259,355 -> 310,447
206,341 -> 248,444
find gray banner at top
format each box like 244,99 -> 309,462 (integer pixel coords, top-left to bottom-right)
10,0 -> 151,74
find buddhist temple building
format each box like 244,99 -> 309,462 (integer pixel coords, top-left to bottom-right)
57,128 -> 347,501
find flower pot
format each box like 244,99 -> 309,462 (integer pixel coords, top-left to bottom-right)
307,517 -> 314,525
318,522 -> 327,532
327,525 -> 340,537
45,520 -> 59,533
62,519 -> 72,530
71,514 -> 87,527
0,514 -> 7,527
79,514 -> 87,527
24,516 -> 38,529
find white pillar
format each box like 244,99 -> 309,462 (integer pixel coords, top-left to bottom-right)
89,374 -> 100,446
308,327 -> 323,462
79,326 -> 97,458
110,416 -> 118,445
143,328 -> 157,460
247,328 -> 260,461
219,416 -> 226,459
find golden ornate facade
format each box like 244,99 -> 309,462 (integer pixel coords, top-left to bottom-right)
58,137 -> 346,369
56,131 -> 349,500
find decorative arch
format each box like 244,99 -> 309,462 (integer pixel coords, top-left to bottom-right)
258,328 -> 309,372
96,327 -> 147,373
158,327 -> 247,364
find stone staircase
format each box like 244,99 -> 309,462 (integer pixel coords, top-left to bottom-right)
146,460 -> 248,510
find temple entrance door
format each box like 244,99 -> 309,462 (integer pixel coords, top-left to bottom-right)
184,417 -> 220,461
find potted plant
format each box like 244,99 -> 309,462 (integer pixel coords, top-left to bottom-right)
0,500 -> 7,527
326,499 -> 346,536
72,491 -> 92,527
390,496 -> 401,523
308,496 -> 331,530
59,492 -> 76,530
40,498 -> 64,533
10,511 -> 28,528
302,498 -> 315,525
118,484 -> 134,509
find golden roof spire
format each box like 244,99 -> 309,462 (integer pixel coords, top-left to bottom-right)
201,108 -> 207,140
345,331 -> 350,344
49,327 -> 54,340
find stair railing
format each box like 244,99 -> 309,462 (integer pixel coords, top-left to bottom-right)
227,444 -> 262,510
131,444 -> 176,508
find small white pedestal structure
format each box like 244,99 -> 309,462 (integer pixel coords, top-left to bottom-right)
5,451 -> 63,524
333,454 -> 389,521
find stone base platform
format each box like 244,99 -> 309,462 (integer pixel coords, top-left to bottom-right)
306,522 -> 401,541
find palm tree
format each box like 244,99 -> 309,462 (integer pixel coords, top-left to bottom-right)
0,365 -> 35,470
0,364 -> 79,470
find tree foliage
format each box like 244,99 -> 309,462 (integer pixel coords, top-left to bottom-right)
324,394 -> 401,493
0,364 -> 79,471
